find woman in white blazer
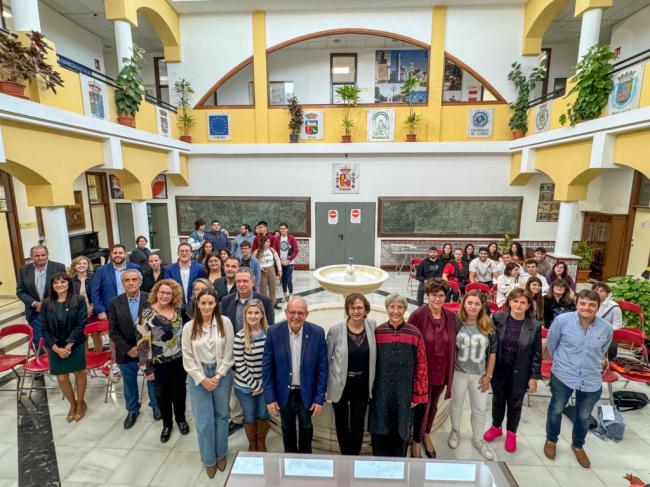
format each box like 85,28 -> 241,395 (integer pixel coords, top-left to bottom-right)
326,293 -> 377,455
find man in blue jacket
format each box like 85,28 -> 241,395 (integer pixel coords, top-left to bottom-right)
164,242 -> 204,309
91,244 -> 140,320
204,219 -> 230,252
262,296 -> 328,453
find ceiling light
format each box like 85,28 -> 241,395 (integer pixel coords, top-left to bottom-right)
332,67 -> 350,74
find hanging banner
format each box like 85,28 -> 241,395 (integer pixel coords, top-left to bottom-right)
207,113 -> 231,140
300,111 -> 324,140
80,74 -> 110,120
350,208 -> 361,224
156,107 -> 171,138
468,109 -> 494,138
328,209 -> 338,225
332,162 -> 360,194
533,102 -> 551,133
608,63 -> 645,115
367,109 -> 395,142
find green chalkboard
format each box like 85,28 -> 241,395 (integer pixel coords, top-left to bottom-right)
379,197 -> 522,237
175,197 -> 311,236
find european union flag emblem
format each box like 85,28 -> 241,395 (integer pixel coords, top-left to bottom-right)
208,114 -> 231,140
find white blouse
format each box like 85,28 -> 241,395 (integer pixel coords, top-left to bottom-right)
181,316 -> 234,385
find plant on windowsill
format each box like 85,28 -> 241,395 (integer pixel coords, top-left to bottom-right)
559,44 -> 616,127
401,75 -> 421,142
287,96 -> 303,143
507,61 -> 545,139
0,30 -> 64,99
174,78 -> 195,143
572,240 -> 594,282
335,84 -> 361,143
114,46 -> 145,128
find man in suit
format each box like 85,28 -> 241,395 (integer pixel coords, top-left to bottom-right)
262,296 -> 328,453
220,266 -> 274,333
164,242 -> 204,307
16,245 -> 66,348
91,244 -> 140,320
108,269 -> 160,428
213,256 -> 239,301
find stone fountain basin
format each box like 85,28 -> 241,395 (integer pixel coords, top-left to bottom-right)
313,264 -> 389,295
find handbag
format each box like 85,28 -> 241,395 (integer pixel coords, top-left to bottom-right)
613,391 -> 649,412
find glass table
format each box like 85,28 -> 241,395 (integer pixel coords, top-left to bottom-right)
226,452 -> 518,486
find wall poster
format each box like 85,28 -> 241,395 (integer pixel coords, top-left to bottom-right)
80,74 -> 110,120
374,50 -> 428,104
65,191 -> 86,230
208,113 -> 231,140
367,109 -> 395,142
608,63 -> 645,115
536,183 -> 560,222
152,174 -> 167,199
467,109 -> 494,138
332,163 -> 360,194
109,174 -> 125,200
300,111 -> 324,140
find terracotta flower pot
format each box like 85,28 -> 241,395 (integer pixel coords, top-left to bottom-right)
576,269 -> 592,283
180,135 -> 192,143
341,134 -> 352,143
0,81 -> 28,99
512,130 -> 526,139
406,133 -> 417,142
117,116 -> 136,128
289,133 -> 299,143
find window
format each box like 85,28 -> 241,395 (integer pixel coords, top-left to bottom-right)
331,53 -> 357,104
442,57 -> 500,103
154,57 -> 169,103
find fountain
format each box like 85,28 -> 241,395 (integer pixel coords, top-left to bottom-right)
269,259 -> 450,452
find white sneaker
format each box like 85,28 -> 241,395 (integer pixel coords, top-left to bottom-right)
448,429 -> 460,449
471,438 -> 494,460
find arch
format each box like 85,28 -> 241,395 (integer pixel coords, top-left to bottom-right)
613,129 -> 650,180
522,0 -> 570,55
195,28 -> 506,108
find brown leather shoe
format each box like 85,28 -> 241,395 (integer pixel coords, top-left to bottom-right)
571,445 -> 590,468
543,440 -> 556,460
206,465 -> 218,479
217,457 -> 227,472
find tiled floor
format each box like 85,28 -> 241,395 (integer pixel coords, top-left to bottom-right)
2,271 -> 650,486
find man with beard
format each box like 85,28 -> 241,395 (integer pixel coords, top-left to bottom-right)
91,244 -> 141,320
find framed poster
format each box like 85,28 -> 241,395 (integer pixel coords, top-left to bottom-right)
80,74 -> 110,120
374,50 -> 428,104
152,174 -> 167,199
208,113 -> 231,140
156,106 -> 171,137
65,191 -> 86,230
367,109 -> 395,142
608,63 -> 645,115
536,183 -> 560,222
109,174 -> 125,200
332,163 -> 359,194
300,111 -> 324,140
467,109 -> 493,138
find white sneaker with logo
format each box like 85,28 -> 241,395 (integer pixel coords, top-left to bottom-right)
471,438 -> 494,460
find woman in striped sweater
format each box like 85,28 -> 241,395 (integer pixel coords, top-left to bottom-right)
233,299 -> 270,451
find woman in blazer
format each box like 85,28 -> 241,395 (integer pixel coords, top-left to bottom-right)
69,255 -> 99,352
327,293 -> 377,456
483,288 -> 542,453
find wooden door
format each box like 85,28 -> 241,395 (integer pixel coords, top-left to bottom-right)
582,212 -> 627,280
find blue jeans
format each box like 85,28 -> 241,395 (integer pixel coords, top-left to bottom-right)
119,361 -> 158,414
234,386 -> 270,423
546,374 -> 601,448
187,364 -> 232,466
281,264 -> 294,294
30,316 -> 43,351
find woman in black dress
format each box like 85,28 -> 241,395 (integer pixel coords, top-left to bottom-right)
40,272 -> 88,422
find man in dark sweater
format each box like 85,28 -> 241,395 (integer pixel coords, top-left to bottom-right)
415,247 -> 443,306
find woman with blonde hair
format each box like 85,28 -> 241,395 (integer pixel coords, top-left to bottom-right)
256,236 -> 282,308
137,279 -> 188,443
448,291 -> 497,459
182,287 -> 234,477
69,255 -> 101,351
233,299 -> 270,452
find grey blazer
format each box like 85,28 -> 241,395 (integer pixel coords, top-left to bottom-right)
326,318 -> 376,403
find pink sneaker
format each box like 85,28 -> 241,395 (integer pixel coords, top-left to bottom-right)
483,426 -> 503,442
505,431 -> 517,452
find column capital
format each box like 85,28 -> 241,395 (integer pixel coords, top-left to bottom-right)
575,0 -> 612,17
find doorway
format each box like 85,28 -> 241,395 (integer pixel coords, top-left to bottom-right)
86,172 -> 113,249
115,203 -> 135,250
0,170 -> 23,295
315,202 -> 375,267
581,212 -> 627,280
148,203 -> 172,264
626,208 -> 650,276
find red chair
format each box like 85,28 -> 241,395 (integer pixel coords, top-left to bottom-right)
408,258 -> 424,292
466,282 -> 491,294
446,280 -> 461,301
0,324 -> 34,397
19,338 -> 51,400
443,302 -> 461,313
601,367 -> 618,406
611,328 -> 650,387
615,300 -> 646,332
84,320 -> 112,374
488,302 -> 500,314
539,327 -> 552,380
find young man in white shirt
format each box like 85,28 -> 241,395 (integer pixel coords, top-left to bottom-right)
519,259 -> 550,293
469,247 -> 499,287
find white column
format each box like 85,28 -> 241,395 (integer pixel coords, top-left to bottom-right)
132,201 -> 150,243
577,8 -> 603,60
11,0 -> 41,32
553,201 -> 578,257
41,207 -> 71,266
114,20 -> 134,71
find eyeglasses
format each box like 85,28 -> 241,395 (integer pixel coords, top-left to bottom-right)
349,306 -> 366,312
429,294 -> 446,301
158,291 -> 173,296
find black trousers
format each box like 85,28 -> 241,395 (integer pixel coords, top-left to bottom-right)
280,389 -> 313,453
491,371 -> 526,433
152,358 -> 187,427
371,431 -> 408,457
417,283 -> 426,306
332,377 -> 369,455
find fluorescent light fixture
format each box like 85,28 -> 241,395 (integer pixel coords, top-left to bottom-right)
332,67 -> 350,74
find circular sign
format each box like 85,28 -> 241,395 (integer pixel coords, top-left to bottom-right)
351,209 -> 360,218
328,210 -> 338,219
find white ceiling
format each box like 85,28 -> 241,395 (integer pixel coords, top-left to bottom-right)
543,0 -> 650,44
38,0 -> 163,53
284,34 -> 416,50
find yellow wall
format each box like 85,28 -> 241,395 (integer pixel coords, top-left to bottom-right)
614,128 -> 650,180
190,109 -> 257,143
440,104 -> 511,141
522,0 -> 569,55
0,213 -> 16,296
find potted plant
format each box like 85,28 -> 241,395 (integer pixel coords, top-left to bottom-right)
174,78 -> 195,142
335,84 -> 361,143
572,240 -> 594,282
610,276 -> 650,336
507,61 -> 545,139
559,44 -> 616,127
114,46 -> 145,128
497,234 -> 513,255
287,96 -> 303,143
401,75 -> 421,142
0,30 -> 64,98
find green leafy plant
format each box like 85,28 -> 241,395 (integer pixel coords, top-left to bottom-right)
498,234 -> 513,255
572,241 -> 594,270
559,44 -> 616,127
287,96 -> 303,135
609,275 -> 650,334
401,75 -> 421,135
114,46 -> 145,118
507,61 -> 545,134
174,78 -> 195,136
0,30 -> 64,92
335,84 -> 361,136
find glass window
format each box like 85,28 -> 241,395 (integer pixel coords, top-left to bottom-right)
331,54 -> 357,103
443,58 -> 498,102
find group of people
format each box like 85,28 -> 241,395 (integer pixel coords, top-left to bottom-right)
16,239 -> 619,478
